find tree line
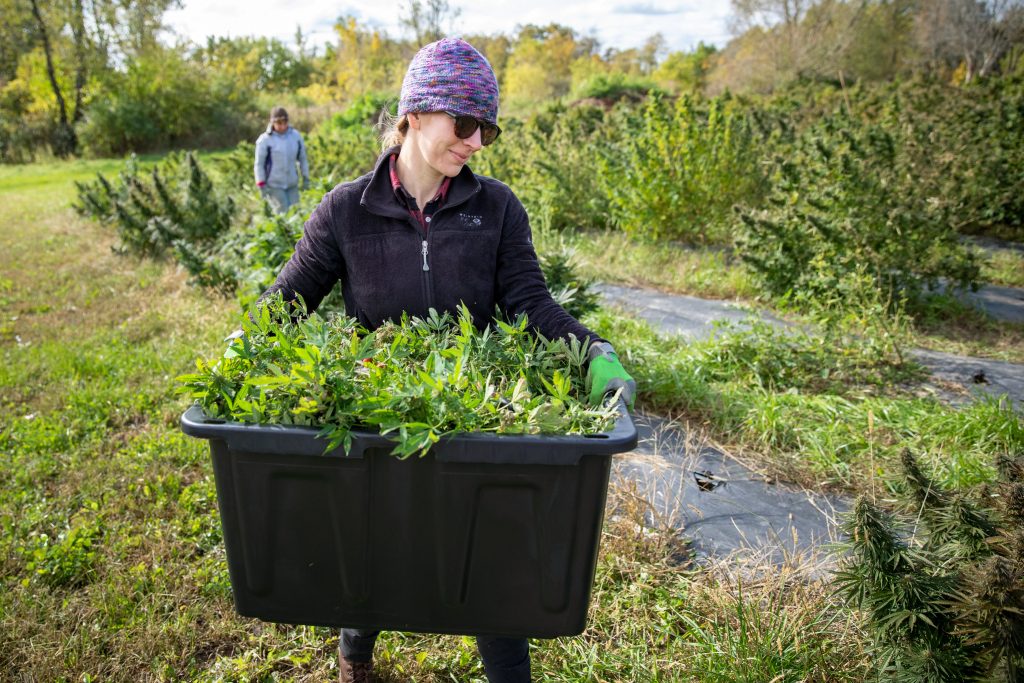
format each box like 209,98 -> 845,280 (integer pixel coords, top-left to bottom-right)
1,0 -> 1022,161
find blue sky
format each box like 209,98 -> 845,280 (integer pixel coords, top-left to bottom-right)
163,1 -> 733,54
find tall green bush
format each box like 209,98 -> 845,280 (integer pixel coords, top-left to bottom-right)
737,116 -> 980,303
745,77 -> 1024,242
292,92 -> 386,183
473,103 -> 616,233
601,93 -> 763,244
571,72 -> 658,102
74,152 -> 236,258
879,78 -> 1024,241
77,48 -> 260,157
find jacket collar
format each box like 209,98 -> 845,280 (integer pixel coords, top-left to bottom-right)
360,145 -> 481,220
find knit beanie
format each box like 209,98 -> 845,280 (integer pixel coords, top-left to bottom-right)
398,38 -> 499,125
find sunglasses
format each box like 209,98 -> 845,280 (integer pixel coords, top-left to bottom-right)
443,112 -> 501,146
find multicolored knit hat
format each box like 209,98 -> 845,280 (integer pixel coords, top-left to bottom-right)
398,38 -> 499,125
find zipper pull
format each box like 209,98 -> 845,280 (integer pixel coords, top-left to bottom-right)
421,240 -> 429,271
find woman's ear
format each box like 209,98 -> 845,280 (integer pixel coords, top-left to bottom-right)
408,112 -> 421,131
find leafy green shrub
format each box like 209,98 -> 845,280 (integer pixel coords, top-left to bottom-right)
473,103 -> 617,233
317,91 -> 395,132
738,116 -> 981,304
75,152 -> 237,258
572,72 -> 658,102
834,450 -> 1024,682
304,94 -> 385,182
178,298 -> 620,457
746,78 -> 1024,242
174,201 -> 310,300
601,93 -> 764,244
205,141 -> 257,192
538,246 -> 600,319
77,47 -> 260,157
306,124 -> 378,183
877,78 -> 1024,242
0,81 -> 51,163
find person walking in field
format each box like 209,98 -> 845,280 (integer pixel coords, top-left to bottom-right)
254,106 -> 310,213
261,38 -> 635,683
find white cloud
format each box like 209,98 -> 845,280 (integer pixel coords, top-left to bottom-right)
164,0 -> 732,52
164,2 -> 365,49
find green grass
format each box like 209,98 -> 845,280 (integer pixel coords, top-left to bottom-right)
3,156 -> 1020,680
0,158 -> 877,680
540,228 -> 1024,365
586,309 -> 1024,492
978,248 -> 1024,289
536,228 -> 759,301
0,156 -> 160,202
0,158 -> 243,679
905,293 -> 1024,364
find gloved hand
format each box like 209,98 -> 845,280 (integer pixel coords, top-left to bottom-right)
586,342 -> 636,409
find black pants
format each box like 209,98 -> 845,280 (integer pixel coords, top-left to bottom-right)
340,628 -> 531,682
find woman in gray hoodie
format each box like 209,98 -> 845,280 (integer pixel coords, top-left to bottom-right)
254,106 -> 310,213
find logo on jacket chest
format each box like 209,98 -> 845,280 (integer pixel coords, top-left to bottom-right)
458,213 -> 483,228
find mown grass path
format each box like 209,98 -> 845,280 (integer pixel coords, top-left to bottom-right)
0,161 -> 248,678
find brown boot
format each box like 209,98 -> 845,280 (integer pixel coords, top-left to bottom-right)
338,653 -> 375,683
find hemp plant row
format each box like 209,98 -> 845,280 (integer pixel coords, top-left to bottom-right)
177,296 -> 621,458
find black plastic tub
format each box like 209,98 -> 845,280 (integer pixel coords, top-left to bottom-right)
180,404 -> 637,638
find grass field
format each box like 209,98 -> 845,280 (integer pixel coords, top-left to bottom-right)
1,158 -> 1021,680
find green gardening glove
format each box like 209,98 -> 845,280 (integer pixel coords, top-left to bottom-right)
586,342 -> 636,409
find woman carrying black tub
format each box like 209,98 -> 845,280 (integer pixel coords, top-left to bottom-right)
261,37 -> 635,683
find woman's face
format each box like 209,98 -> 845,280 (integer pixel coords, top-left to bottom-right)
272,118 -> 288,134
410,112 -> 483,177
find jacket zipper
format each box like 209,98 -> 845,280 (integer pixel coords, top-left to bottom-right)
407,217 -> 435,310
422,229 -> 435,307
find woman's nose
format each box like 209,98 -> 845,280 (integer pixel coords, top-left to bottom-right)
465,126 -> 483,151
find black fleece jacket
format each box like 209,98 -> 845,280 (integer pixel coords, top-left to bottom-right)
263,147 -> 601,343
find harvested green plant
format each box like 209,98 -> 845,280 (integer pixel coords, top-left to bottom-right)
178,297 -> 621,457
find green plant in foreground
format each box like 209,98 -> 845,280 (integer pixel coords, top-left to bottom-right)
834,450 -> 1024,681
178,297 -> 620,457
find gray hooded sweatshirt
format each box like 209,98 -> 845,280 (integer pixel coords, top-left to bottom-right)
254,126 -> 310,189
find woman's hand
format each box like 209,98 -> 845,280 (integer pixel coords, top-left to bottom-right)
586,342 -> 636,409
